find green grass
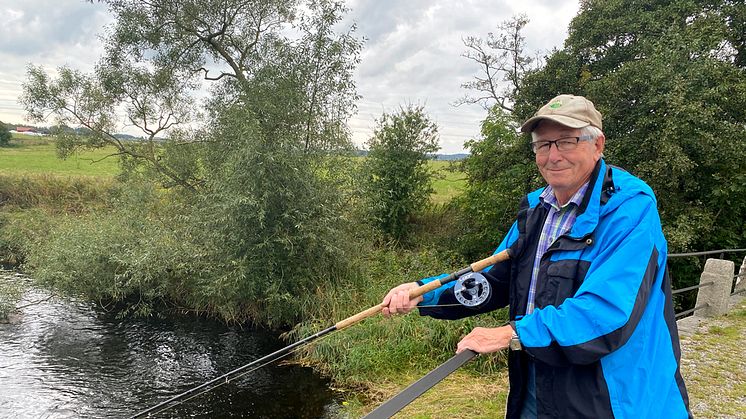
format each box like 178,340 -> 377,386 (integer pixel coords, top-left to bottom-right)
0,273 -> 24,321
0,138 -> 468,204
680,299 -> 746,417
429,160 -> 466,205
0,134 -> 121,177
343,370 -> 509,418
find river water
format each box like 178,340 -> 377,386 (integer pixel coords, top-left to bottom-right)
0,272 -> 341,418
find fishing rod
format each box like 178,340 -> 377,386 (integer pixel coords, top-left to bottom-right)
131,249 -> 511,418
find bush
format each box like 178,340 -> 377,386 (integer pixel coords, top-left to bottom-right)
0,123 -> 11,147
0,208 -> 58,266
363,106 -> 440,243
25,183 -> 182,316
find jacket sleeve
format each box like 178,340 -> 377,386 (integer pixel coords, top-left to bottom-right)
515,194 -> 665,366
417,221 -> 520,320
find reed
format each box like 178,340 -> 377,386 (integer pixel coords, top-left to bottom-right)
0,173 -> 115,213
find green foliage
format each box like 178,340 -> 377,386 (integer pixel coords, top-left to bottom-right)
0,275 -> 23,321
0,209 -> 58,266
0,123 -> 11,147
0,173 -> 115,213
26,184 -> 175,315
363,105 -> 440,243
452,108 -> 538,259
176,105 -> 357,326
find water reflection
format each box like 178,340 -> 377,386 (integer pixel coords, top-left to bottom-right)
0,278 -> 340,418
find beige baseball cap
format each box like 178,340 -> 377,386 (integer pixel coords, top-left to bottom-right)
520,94 -> 603,132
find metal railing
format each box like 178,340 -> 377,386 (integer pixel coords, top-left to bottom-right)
675,303 -> 710,319
671,281 -> 713,295
669,248 -> 745,319
669,248 -> 746,258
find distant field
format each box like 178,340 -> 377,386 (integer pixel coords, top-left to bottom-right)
429,160 -> 466,205
0,134 -> 467,202
0,134 -> 120,177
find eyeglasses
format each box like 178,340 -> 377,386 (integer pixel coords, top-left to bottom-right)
531,136 -> 591,155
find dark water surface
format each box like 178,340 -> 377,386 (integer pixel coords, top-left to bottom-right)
0,276 -> 340,418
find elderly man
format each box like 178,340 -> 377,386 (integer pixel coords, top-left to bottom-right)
382,95 -> 691,418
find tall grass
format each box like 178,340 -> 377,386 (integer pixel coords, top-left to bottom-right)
0,173 -> 115,213
0,274 -> 24,321
289,246 -> 509,388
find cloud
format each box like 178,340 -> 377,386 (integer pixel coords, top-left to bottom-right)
0,1 -> 113,124
0,0 -> 580,153
347,0 -> 579,152
0,1 -> 111,56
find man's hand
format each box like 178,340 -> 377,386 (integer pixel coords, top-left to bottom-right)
381,282 -> 423,318
456,325 -> 513,354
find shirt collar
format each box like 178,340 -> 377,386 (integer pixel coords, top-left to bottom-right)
540,181 -> 590,211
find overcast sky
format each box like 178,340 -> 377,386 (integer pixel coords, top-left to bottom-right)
0,0 -> 580,154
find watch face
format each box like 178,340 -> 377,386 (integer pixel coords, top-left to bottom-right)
510,338 -> 522,351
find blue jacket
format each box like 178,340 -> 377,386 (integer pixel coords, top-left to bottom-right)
418,160 -> 691,418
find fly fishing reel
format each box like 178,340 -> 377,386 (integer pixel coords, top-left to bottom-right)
454,272 -> 491,308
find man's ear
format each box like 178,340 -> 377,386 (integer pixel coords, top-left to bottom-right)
594,134 -> 606,159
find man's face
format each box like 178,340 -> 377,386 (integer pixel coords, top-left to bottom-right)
532,121 -> 605,202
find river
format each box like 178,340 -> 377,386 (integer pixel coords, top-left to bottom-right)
0,272 -> 341,418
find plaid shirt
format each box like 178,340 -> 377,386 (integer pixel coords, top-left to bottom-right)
525,182 -> 589,314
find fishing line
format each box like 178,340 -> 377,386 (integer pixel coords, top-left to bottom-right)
152,327 -> 341,416
131,248 -> 513,418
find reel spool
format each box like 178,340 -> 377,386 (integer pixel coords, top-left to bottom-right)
454,272 -> 491,308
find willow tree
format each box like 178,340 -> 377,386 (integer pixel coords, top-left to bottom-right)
21,0 -> 362,324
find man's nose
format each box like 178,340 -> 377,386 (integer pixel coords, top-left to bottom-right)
547,142 -> 564,160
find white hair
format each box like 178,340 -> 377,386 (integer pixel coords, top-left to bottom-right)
580,125 -> 604,141
530,124 -> 604,142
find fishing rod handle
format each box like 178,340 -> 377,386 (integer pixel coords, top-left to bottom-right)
335,303 -> 385,330
335,250 -> 510,331
334,279 -> 450,330
470,249 -> 510,273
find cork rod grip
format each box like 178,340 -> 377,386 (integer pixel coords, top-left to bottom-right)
334,278 -> 446,330
470,249 -> 510,272
335,303 -> 385,330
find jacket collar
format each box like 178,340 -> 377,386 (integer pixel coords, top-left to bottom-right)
568,159 -> 609,238
524,158 -> 615,240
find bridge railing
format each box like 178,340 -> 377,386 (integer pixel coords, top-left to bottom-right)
669,249 -> 746,319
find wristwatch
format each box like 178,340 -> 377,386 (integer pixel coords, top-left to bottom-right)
509,329 -> 522,351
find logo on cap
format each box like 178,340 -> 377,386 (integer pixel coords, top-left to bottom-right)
549,100 -> 563,109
